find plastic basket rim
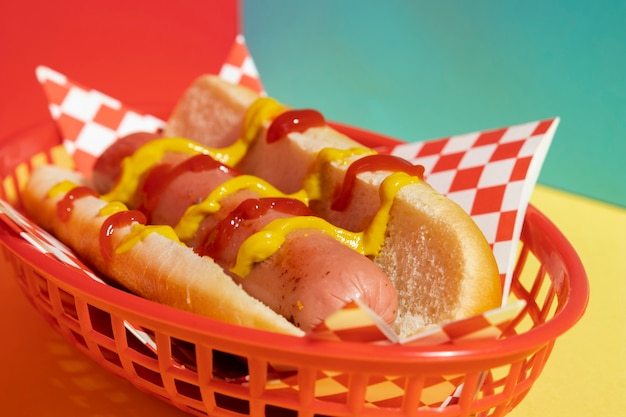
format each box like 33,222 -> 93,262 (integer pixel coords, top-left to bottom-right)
0,121 -> 590,367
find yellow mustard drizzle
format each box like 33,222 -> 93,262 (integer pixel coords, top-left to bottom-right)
98,201 -> 184,254
102,137 -> 213,203
115,223 -> 183,254
231,215 -> 362,277
98,201 -> 128,216
204,97 -> 289,168
204,140 -> 248,167
45,180 -> 183,256
47,180 -> 78,198
243,97 -> 288,144
302,147 -> 376,201
174,174 -> 310,241
102,98 -> 287,206
230,171 -> 421,277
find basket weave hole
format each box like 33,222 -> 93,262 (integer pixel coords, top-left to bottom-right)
214,392 -> 249,414
30,269 -> 52,307
86,304 -> 114,338
481,364 -> 515,397
212,349 -> 250,381
264,404 -> 299,417
508,246 -> 559,335
98,344 -> 122,367
170,337 -> 198,369
481,349 -> 553,417
131,361 -> 163,387
174,378 -> 202,401
57,287 -> 79,320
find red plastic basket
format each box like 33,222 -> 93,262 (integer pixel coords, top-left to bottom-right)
0,120 -> 589,417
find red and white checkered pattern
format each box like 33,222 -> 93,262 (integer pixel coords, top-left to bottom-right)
308,300 -> 396,343
36,66 -> 166,176
402,300 -> 525,346
35,35 -> 264,177
308,295 -> 525,346
218,34 -> 265,95
389,119 -> 557,300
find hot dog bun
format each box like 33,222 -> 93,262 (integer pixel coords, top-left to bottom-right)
22,165 -> 305,336
166,75 -> 502,338
165,75 -> 258,149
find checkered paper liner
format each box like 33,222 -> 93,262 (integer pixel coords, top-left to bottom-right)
35,67 -> 166,177
34,36 -> 264,178
218,34 -> 266,96
310,298 -> 526,346
389,119 -> 557,302
1,34 -> 555,408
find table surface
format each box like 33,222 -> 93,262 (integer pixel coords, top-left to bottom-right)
0,184 -> 624,417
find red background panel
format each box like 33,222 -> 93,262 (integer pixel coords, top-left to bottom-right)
0,0 -> 240,140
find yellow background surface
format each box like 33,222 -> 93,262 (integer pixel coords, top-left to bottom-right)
0,185 -> 623,416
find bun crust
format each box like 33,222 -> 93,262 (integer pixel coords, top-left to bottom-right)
379,182 -> 501,337
165,75 -> 258,148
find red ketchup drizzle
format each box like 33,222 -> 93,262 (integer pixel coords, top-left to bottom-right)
56,186 -> 98,222
331,155 -> 426,211
266,109 -> 326,143
99,210 -> 147,262
196,198 -> 312,259
141,154 -> 236,218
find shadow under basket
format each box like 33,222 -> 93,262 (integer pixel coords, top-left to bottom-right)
0,121 -> 589,417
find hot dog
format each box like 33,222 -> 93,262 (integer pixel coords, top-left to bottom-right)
92,141 -> 399,332
22,75 -> 501,340
164,75 -> 502,337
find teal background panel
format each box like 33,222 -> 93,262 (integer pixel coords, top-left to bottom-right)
243,0 -> 625,208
